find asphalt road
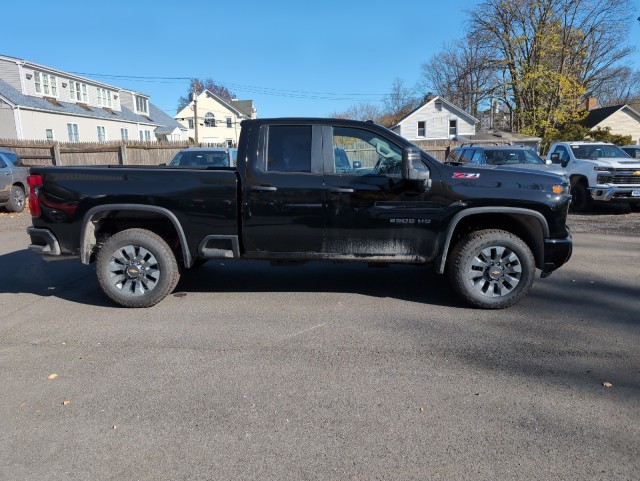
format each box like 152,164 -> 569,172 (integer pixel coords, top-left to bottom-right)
1,210 -> 638,481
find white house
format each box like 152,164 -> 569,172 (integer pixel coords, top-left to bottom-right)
583,103 -> 640,144
391,96 -> 479,141
175,90 -> 256,146
0,55 -> 187,142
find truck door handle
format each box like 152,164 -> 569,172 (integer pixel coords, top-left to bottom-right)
329,188 -> 354,193
250,185 -> 278,192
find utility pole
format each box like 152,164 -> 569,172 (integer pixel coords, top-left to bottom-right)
192,90 -> 199,144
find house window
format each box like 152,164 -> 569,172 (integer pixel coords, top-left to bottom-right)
97,126 -> 106,142
97,88 -> 112,107
449,119 -> 457,137
435,101 -> 442,111
135,96 -> 148,114
67,123 -> 79,143
121,128 -> 129,140
139,130 -> 151,141
226,139 -> 233,148
188,118 -> 194,129
45,129 -> 54,140
70,81 -> 88,102
34,71 -> 58,96
226,117 -> 232,128
204,112 -> 215,127
417,121 -> 426,137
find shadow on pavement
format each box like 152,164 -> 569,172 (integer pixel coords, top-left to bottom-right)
0,248 -> 110,307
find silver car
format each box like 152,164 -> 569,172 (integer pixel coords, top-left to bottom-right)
0,148 -> 28,213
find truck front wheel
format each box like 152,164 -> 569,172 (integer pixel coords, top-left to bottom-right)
570,181 -> 592,213
96,228 -> 180,308
447,229 -> 535,309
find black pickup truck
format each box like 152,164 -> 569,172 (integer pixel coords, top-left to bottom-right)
27,118 -> 572,309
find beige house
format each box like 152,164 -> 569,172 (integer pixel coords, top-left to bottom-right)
583,104 -> 640,144
175,90 -> 256,146
0,55 -> 187,142
391,96 -> 479,141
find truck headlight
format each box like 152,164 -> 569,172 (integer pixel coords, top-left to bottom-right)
552,184 -> 570,195
597,174 -> 613,184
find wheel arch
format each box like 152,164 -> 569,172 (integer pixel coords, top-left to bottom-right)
569,173 -> 589,187
80,204 -> 191,267
436,207 -> 548,274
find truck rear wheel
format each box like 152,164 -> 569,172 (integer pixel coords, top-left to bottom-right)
447,229 -> 535,309
7,185 -> 25,213
96,228 -> 180,308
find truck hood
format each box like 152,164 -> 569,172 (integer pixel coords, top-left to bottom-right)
579,157 -> 640,167
483,163 -> 568,179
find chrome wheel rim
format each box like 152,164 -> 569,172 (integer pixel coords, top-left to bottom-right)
107,245 -> 160,295
13,189 -> 24,209
467,245 -> 522,297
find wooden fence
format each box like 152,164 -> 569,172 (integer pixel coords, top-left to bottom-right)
0,138 -> 510,167
0,139 -> 230,166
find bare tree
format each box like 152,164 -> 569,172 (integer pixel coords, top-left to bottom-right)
419,36 -> 498,118
329,103 -> 382,121
590,67 -> 640,107
379,78 -> 420,126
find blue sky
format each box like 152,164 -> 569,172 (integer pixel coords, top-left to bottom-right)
2,0 -> 639,118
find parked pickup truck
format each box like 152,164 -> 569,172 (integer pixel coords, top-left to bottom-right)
0,148 -> 28,213
27,118 -> 573,309
546,141 -> 640,212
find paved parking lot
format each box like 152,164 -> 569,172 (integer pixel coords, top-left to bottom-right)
1,208 -> 639,481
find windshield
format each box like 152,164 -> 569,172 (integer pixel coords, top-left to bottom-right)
570,144 -> 627,160
484,149 -> 545,165
1,151 -> 22,167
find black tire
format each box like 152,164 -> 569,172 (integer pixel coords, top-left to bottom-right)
570,181 -> 592,213
6,185 -> 25,213
96,228 -> 180,308
447,229 -> 536,309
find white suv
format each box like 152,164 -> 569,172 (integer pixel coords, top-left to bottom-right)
546,142 -> 640,212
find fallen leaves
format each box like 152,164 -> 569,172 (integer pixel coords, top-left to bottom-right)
47,373 -> 58,380
602,381 -> 614,388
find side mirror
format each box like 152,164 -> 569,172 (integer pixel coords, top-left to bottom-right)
550,152 -> 560,163
353,160 -> 362,169
402,147 -> 429,183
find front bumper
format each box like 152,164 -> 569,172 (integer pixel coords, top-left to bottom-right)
541,232 -> 573,278
27,227 -> 62,256
589,186 -> 640,202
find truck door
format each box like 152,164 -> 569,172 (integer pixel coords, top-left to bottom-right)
321,125 -> 441,262
242,124 -> 326,256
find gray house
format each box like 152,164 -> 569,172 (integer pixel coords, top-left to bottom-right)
391,96 -> 479,141
0,55 -> 186,142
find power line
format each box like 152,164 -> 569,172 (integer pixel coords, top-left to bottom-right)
69,71 -> 386,101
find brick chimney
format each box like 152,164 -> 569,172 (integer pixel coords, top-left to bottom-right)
585,97 -> 597,111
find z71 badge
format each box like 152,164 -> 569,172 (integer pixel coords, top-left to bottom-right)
453,173 -> 481,179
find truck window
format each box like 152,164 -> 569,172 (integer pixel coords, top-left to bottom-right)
551,145 -> 569,163
332,126 -> 403,174
267,125 -> 312,173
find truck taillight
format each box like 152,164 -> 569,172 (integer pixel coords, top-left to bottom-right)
27,174 -> 43,217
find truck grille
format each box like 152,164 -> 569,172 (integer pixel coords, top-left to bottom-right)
611,170 -> 640,185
